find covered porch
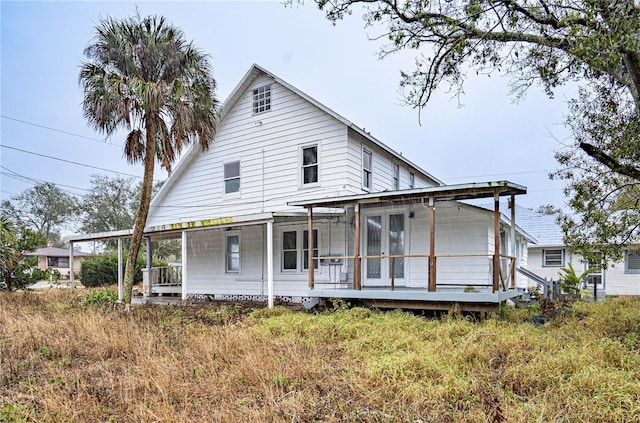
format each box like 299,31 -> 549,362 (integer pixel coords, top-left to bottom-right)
290,181 -> 528,310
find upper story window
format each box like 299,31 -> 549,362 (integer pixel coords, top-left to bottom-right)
543,249 -> 564,267
302,145 -> 318,185
252,85 -> 271,114
409,172 -> 415,189
362,149 -> 372,190
625,250 -> 640,274
224,161 -> 240,194
225,234 -> 240,273
392,163 -> 400,190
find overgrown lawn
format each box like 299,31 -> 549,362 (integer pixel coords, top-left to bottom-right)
1,290 -> 639,422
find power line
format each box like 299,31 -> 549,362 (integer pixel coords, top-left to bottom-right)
1,166 -> 91,193
0,168 -> 91,199
1,144 -> 147,179
0,114 -> 123,147
445,169 -> 552,181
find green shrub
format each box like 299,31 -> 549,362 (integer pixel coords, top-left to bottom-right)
80,252 -> 146,287
80,288 -> 118,305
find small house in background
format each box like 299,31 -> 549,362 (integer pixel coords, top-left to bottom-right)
23,241 -> 87,279
517,207 -> 640,297
67,64 -> 533,311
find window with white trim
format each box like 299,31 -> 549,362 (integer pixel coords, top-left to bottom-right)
226,235 -> 240,273
282,231 -> 297,271
625,250 -> 640,274
224,161 -> 240,194
303,229 -> 318,270
362,149 -> 372,189
252,85 -> 271,114
585,255 -> 603,285
301,145 -> 318,185
409,172 -> 415,189
543,249 -> 564,267
392,164 -> 400,190
281,228 -> 319,271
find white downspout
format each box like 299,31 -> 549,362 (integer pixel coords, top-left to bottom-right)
267,220 -> 274,308
181,230 -> 188,300
69,243 -> 74,289
118,238 -> 123,300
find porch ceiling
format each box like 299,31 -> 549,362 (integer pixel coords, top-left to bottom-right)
288,181 -> 526,209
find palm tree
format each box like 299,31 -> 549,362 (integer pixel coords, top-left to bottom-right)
80,14 -> 218,304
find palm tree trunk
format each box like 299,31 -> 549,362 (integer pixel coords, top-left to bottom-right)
122,120 -> 157,304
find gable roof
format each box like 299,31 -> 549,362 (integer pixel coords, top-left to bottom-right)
150,64 -> 443,211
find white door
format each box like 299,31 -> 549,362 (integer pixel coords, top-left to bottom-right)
364,212 -> 406,287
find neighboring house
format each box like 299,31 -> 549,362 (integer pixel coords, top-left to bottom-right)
67,64 -> 532,310
23,241 -> 87,279
517,207 -> 640,297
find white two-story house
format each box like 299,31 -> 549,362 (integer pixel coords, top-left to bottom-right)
68,64 -> 532,310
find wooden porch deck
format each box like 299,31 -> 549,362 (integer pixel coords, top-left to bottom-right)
308,286 -> 522,311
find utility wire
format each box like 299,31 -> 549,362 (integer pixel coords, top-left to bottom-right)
0,144 -> 149,179
0,114 -> 123,147
1,167 -> 90,193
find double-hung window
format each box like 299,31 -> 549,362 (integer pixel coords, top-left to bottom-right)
585,255 -> 603,285
252,85 -> 271,114
543,249 -> 564,267
224,161 -> 240,194
625,250 -> 640,274
303,229 -> 318,270
392,164 -> 400,190
282,231 -> 298,270
409,172 -> 415,189
362,149 -> 372,189
281,228 -> 318,271
302,145 -> 318,185
226,235 -> 240,273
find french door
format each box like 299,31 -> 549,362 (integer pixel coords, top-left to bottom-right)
364,212 -> 406,286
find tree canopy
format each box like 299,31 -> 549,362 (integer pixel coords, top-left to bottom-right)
79,13 -> 218,303
1,182 -> 77,244
308,0 -> 640,261
0,212 -> 46,290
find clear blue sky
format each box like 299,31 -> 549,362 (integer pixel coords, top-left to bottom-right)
1,0 -> 573,227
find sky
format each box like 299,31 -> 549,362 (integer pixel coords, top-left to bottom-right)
1,0 -> 575,231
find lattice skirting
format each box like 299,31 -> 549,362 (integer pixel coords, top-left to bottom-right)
188,293 -> 314,306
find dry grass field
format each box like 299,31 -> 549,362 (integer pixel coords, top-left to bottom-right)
1,289 -> 639,422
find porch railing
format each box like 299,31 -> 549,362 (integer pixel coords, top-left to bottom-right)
312,253 -> 517,292
143,265 -> 182,296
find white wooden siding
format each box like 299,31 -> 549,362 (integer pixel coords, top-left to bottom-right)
147,75 -> 359,228
527,248 -> 640,296
346,129 -> 438,193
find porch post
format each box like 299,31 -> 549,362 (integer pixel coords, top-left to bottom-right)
145,237 -> 152,269
308,207 -> 314,289
428,197 -> 436,292
266,220 -> 274,308
68,242 -> 74,289
354,203 -> 361,290
510,195 -> 517,289
493,191 -> 500,292
181,230 -> 187,300
117,238 -> 123,301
